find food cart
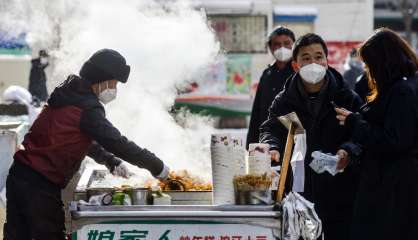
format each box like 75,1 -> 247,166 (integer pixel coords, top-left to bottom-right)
69,170 -> 282,240
69,129 -> 321,240
70,205 -> 280,240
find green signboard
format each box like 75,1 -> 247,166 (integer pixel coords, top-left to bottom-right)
73,220 -> 277,240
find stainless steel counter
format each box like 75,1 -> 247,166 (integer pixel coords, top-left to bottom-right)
70,203 -> 281,238
72,204 -> 279,219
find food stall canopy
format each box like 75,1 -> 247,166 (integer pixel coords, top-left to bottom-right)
193,0 -> 272,14
273,6 -> 318,22
193,0 -> 255,14
0,32 -> 30,55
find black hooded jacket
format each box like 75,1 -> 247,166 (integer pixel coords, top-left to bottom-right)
259,68 -> 363,238
246,61 -> 294,149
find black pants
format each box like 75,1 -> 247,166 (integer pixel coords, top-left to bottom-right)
3,161 -> 65,240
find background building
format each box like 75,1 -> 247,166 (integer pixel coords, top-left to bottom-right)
374,0 -> 418,50
272,0 -> 374,71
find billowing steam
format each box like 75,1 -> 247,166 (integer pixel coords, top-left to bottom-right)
0,0 -> 221,181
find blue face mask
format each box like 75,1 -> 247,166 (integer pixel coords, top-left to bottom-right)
349,59 -> 364,69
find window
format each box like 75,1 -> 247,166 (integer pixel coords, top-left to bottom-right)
209,15 -> 268,53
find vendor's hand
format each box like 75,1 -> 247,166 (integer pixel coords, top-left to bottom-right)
336,149 -> 349,170
335,107 -> 352,126
270,150 -> 280,163
112,162 -> 133,178
156,164 -> 170,181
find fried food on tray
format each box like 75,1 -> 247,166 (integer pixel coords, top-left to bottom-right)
159,170 -> 213,191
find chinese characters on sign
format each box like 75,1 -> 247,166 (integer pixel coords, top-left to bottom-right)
87,230 -> 170,240
210,16 -> 267,53
77,223 -> 274,240
179,236 -> 268,240
86,230 -> 268,240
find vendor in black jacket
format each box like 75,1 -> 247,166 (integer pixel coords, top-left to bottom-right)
246,26 -> 295,149
259,33 -> 363,240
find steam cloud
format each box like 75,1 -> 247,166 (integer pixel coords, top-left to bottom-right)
0,0 -> 221,181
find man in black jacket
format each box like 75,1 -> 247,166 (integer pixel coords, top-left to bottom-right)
28,50 -> 49,103
246,26 -> 295,149
259,34 -> 363,240
4,49 -> 170,240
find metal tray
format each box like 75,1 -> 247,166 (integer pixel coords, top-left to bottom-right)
75,169 -> 213,205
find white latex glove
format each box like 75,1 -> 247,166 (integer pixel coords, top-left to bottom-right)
112,162 -> 133,178
156,164 -> 170,181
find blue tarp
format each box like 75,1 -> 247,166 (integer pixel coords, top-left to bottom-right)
273,15 -> 316,22
0,32 -> 28,49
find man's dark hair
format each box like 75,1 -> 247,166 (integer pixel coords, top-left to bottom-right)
292,33 -> 328,60
350,47 -> 358,58
39,50 -> 48,57
267,26 -> 296,46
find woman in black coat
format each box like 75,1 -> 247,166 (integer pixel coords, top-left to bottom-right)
335,28 -> 418,240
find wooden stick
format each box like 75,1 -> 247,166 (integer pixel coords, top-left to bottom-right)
276,122 -> 296,203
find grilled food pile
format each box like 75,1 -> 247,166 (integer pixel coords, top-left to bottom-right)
158,170 -> 213,191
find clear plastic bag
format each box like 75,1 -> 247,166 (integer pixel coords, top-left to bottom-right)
282,193 -> 301,240
309,151 -> 342,176
282,192 -> 322,240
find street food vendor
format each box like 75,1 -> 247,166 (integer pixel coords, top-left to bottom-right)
3,49 -> 170,240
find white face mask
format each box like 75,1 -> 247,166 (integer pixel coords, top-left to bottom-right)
299,63 -> 327,84
273,47 -> 292,62
40,57 -> 48,65
98,82 -> 117,104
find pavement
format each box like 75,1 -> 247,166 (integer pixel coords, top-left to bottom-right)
0,206 -> 4,237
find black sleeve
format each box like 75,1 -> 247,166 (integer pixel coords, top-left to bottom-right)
259,93 -> 289,153
246,77 -> 265,149
87,141 -> 122,172
80,107 -> 164,177
350,91 -> 364,112
346,86 -> 417,153
41,63 -> 49,70
338,91 -> 365,164
354,74 -> 369,102
340,141 -> 363,165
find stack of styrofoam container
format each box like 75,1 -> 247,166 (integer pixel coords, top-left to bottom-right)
231,137 -> 246,176
248,143 -> 271,175
210,134 -> 235,205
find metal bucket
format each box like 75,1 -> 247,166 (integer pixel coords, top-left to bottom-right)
235,190 -> 271,205
131,188 -> 151,205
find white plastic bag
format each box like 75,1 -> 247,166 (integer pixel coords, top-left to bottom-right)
291,132 -> 307,192
271,166 -> 281,190
2,85 -> 41,124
